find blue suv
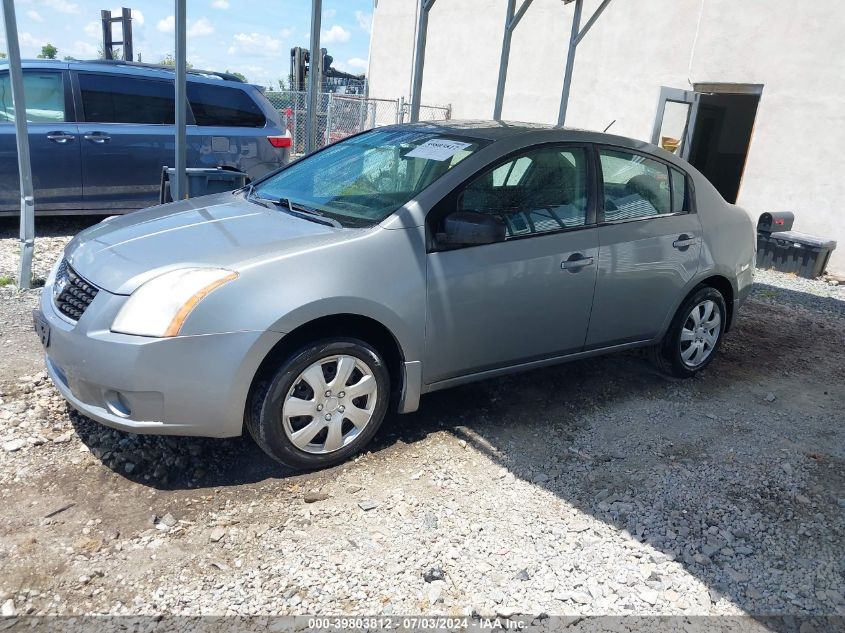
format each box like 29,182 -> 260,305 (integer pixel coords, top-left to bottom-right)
0,59 -> 291,215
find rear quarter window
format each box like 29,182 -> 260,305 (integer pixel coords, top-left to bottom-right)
187,83 -> 266,128
670,167 -> 690,213
0,71 -> 66,123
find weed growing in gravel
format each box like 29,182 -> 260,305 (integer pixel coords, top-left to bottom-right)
0,275 -> 14,287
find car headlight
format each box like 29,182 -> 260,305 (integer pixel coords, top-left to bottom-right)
111,268 -> 238,337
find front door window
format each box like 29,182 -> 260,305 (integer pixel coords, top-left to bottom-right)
457,146 -> 590,237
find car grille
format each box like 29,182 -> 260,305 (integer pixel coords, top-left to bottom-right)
53,259 -> 98,321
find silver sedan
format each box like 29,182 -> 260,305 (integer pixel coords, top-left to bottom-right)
35,122 -> 755,469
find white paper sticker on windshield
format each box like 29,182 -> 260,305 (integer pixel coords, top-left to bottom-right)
405,139 -> 472,161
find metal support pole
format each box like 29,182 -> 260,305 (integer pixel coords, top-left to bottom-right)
493,0 -> 534,120
557,0 -> 582,126
493,0 -> 516,120
306,0 -> 323,154
173,0 -> 187,199
558,0 -> 613,126
409,0 -> 434,123
358,96 -> 367,132
3,0 -> 35,288
325,93 -> 334,146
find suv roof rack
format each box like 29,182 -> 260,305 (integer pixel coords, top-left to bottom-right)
81,59 -> 246,83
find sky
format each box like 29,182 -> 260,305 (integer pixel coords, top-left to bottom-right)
0,0 -> 374,88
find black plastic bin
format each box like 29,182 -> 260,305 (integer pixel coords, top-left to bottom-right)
160,167 -> 248,203
756,230 -> 837,279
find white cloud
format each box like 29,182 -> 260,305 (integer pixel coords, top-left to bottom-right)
41,0 -> 79,15
355,11 -> 372,33
323,8 -> 336,18
84,21 -> 100,39
227,32 -> 282,57
27,10 -> 44,23
187,18 -> 214,37
157,15 -> 175,33
280,27 -> 294,39
334,57 -> 368,73
67,40 -> 98,58
19,32 -> 40,48
211,0 -> 229,8
158,16 -> 214,37
322,25 -> 350,44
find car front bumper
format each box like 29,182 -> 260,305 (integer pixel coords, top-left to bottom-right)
37,276 -> 283,438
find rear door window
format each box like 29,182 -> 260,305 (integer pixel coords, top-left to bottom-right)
78,73 -> 175,124
187,83 -> 266,128
599,148 -> 672,221
0,71 -> 66,123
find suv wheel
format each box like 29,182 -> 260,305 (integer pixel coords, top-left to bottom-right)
247,338 -> 390,470
651,286 -> 726,378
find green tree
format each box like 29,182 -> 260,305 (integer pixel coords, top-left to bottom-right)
37,43 -> 58,59
276,78 -> 287,91
63,56 -> 76,61
225,69 -> 247,82
0,52 -> 7,59
159,54 -> 193,69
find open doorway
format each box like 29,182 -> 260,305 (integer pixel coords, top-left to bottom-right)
652,85 -> 762,203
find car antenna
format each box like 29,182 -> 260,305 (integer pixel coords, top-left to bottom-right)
603,119 -> 616,133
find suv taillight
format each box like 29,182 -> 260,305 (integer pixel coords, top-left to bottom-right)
267,136 -> 292,148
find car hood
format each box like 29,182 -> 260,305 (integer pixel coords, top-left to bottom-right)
65,193 -> 351,294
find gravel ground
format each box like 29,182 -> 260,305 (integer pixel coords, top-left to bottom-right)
0,217 -> 843,622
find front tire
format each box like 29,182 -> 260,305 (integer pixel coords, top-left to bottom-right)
651,286 -> 726,378
246,338 -> 390,470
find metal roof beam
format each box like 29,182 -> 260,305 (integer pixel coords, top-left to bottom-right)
494,0 -> 535,120
575,0 -> 613,45
558,0 -> 614,126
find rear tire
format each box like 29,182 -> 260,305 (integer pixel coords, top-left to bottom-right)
246,338 -> 390,470
651,286 -> 726,378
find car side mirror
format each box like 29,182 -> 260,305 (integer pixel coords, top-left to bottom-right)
438,211 -> 506,246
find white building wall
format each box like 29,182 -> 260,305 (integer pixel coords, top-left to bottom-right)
368,0 -> 845,271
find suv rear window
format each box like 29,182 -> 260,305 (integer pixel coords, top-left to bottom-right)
79,73 -> 175,124
187,83 -> 265,128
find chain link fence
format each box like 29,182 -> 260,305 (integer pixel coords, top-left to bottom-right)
265,91 -> 451,157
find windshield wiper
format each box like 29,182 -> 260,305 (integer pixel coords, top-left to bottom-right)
278,198 -> 343,228
245,186 -> 341,228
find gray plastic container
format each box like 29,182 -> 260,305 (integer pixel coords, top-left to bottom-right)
160,167 -> 248,203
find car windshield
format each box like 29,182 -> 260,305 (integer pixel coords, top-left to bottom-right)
253,128 -> 487,226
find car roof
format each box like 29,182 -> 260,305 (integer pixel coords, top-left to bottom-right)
0,58 -> 253,88
396,119 -> 689,168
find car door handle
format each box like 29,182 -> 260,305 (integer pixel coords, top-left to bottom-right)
46,132 -> 75,144
83,133 -> 111,144
673,236 -> 698,249
561,256 -> 594,270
